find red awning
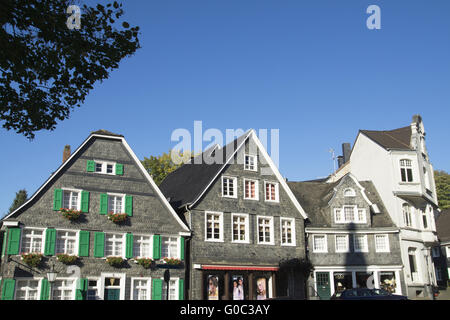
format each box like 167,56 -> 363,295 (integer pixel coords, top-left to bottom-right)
201,265 -> 279,271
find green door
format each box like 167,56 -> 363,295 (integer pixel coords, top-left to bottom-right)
316,272 -> 331,300
105,289 -> 120,300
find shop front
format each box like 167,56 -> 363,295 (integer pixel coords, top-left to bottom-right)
199,265 -> 278,300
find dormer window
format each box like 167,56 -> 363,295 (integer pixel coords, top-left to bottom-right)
334,206 -> 366,224
244,154 -> 257,171
343,188 -> 356,197
400,159 -> 413,182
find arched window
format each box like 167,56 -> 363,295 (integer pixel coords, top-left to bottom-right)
403,203 -> 413,227
400,159 -> 413,182
343,188 -> 356,197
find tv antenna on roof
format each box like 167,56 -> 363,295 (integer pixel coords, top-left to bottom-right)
329,148 -> 336,177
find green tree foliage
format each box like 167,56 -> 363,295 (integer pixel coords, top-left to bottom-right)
0,0 -> 140,139
435,170 -> 450,209
142,151 -> 193,186
8,189 -> 28,214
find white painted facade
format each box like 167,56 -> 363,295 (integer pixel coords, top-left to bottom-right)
342,116 -> 439,298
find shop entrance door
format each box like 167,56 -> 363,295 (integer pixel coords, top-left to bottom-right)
316,272 -> 331,300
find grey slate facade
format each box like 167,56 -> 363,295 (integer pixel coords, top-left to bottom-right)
160,130 -> 308,300
288,174 -> 406,299
0,130 -> 190,300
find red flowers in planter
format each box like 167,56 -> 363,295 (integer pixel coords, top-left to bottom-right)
56,254 -> 78,265
58,208 -> 82,221
163,257 -> 182,265
21,253 -> 43,267
107,212 -> 128,223
135,258 -> 154,269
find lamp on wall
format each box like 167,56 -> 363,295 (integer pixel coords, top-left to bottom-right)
46,262 -> 58,300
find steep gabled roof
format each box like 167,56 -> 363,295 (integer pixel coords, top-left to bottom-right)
436,209 -> 450,242
160,130 -> 308,219
360,125 -> 412,151
2,131 -> 190,233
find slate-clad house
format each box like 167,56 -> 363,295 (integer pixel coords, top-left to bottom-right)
288,173 -> 406,299
433,209 -> 450,288
160,130 -> 308,300
0,130 -> 190,300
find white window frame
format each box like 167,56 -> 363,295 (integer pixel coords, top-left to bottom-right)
133,234 -> 153,259
104,233 -> 125,258
221,176 -> 237,198
374,234 -> 390,253
280,217 -> 296,246
264,181 -> 279,202
130,277 -> 152,300
161,277 -> 179,300
86,278 -> 100,300
399,159 -> 414,183
334,206 -> 366,224
335,234 -> 350,253
61,188 -> 82,210
107,193 -> 125,214
55,229 -> 79,256
343,188 -> 356,197
244,154 -> 257,171
243,178 -> 259,201
205,211 -> 224,242
257,215 -> 274,245
99,272 -> 126,300
52,278 -> 76,300
14,278 -> 41,300
20,227 -> 45,254
312,235 -> 328,253
94,160 -> 117,175
161,235 -> 179,259
231,213 -> 250,244
354,234 -> 369,253
403,203 -> 413,228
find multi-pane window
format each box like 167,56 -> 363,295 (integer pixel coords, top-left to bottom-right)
206,212 -> 222,241
63,190 -> 80,210
375,234 -> 389,252
257,216 -> 273,244
232,214 -> 248,242
162,279 -> 177,300
400,159 -> 413,182
313,235 -> 327,253
357,209 -> 365,222
344,206 -> 354,222
244,179 -> 258,200
335,235 -> 349,252
133,279 -> 150,300
161,236 -> 178,258
133,235 -> 152,258
335,206 -> 366,224
105,233 -> 124,257
354,235 -> 368,252
344,188 -> 356,197
52,279 -> 75,300
265,182 -> 278,202
21,229 -> 44,253
108,195 -> 124,213
335,209 -> 342,223
95,161 -> 115,174
403,204 -> 413,227
87,279 -> 100,300
15,279 -> 39,300
55,230 -> 77,255
222,176 -> 237,198
422,209 -> 428,229
244,154 -> 257,171
281,218 -> 295,245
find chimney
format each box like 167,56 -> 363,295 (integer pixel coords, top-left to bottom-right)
337,155 -> 344,168
63,145 -> 71,163
342,143 -> 351,164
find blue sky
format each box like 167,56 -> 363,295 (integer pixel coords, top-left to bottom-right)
1,0 -> 450,216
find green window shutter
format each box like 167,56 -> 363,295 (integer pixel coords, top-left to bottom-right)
1,279 -> 15,300
44,228 -> 56,256
86,160 -> 95,172
40,279 -> 50,300
125,233 -> 133,259
78,230 -> 90,257
93,232 -> 105,258
99,194 -> 108,215
115,163 -> 124,176
2,231 -> 7,256
7,228 -> 21,255
125,195 -> 133,217
178,279 -> 184,300
152,279 -> 163,300
179,237 -> 185,261
80,191 -> 90,213
53,188 -> 63,211
153,235 -> 161,260
75,278 -> 88,300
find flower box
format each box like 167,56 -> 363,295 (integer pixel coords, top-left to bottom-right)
106,256 -> 124,267
162,257 -> 182,266
56,254 -> 78,265
107,212 -> 128,223
21,253 -> 43,268
58,208 -> 82,221
134,258 -> 154,269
